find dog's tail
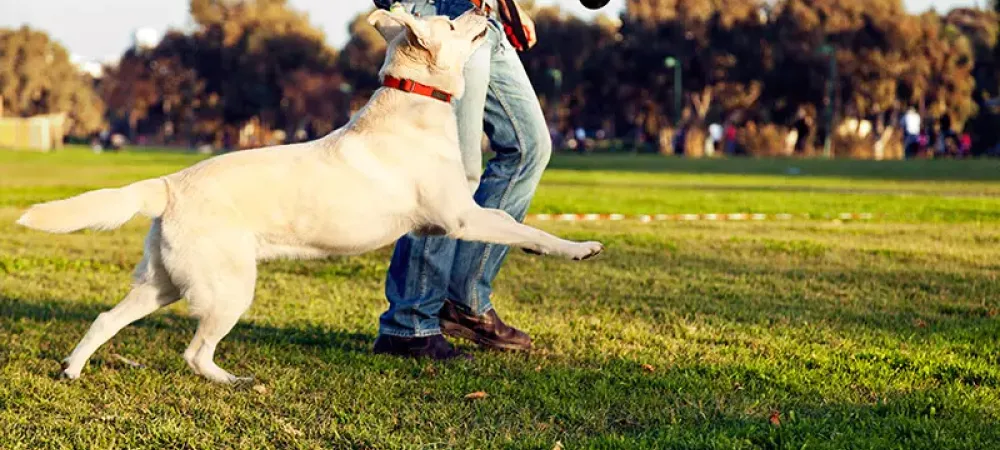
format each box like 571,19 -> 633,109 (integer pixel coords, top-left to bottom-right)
16,178 -> 168,234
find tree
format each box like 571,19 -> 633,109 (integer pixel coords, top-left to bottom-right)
188,0 -> 339,136
0,26 -> 104,136
100,32 -> 207,143
280,69 -> 351,139
946,7 -> 1000,152
618,0 -> 771,151
98,0 -> 342,147
768,0 -> 913,121
79,0 -> 1000,156
522,5 -> 621,133
337,9 -> 390,111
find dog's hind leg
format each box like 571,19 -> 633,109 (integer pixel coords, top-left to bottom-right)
172,236 -> 257,384
61,220 -> 181,379
181,291 -> 254,384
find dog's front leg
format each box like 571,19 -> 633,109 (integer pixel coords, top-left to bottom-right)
448,208 -> 603,260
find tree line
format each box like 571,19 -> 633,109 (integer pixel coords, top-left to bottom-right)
1,0 -> 998,156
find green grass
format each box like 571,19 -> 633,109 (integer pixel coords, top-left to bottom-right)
2,147 -> 1000,449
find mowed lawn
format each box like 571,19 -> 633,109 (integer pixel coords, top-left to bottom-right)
2,147 -> 1000,449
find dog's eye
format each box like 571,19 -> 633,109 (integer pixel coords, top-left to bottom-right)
449,22 -> 456,31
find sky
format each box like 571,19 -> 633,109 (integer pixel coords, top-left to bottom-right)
0,0 -> 986,63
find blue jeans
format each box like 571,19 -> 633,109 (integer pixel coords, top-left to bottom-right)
379,0 -> 552,337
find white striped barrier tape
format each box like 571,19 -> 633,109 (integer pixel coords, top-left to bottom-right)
525,213 -> 875,222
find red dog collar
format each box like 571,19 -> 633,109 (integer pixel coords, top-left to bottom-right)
382,75 -> 453,103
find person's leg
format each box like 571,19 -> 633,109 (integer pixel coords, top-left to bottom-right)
380,235 -> 457,338
446,19 -> 552,318
377,0 -> 493,345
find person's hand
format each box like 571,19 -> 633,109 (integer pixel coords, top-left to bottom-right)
518,8 -> 537,49
501,1 -> 537,51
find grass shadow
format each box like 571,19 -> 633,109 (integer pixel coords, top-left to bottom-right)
0,295 -> 374,360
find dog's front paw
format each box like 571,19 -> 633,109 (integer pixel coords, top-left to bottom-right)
569,241 -> 604,261
60,360 -> 81,380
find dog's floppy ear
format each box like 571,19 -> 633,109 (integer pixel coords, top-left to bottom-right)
368,9 -> 433,50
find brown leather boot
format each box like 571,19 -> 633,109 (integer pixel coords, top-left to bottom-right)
439,300 -> 532,351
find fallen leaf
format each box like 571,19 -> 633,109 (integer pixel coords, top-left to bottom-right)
553,440 -> 564,450
641,364 -> 655,373
111,354 -> 145,369
913,318 -> 928,328
769,410 -> 781,426
276,417 -> 303,437
464,391 -> 488,400
252,384 -> 268,395
534,365 -> 543,372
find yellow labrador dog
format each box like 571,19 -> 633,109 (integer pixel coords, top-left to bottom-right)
16,9 -> 603,384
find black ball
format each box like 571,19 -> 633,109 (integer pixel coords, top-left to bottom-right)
580,0 -> 611,10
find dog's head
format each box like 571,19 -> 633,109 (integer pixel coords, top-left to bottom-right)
368,8 -> 490,99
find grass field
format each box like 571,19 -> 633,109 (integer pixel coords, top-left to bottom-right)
2,147 -> 1000,449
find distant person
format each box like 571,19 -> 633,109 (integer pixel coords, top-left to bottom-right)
934,125 -> 947,157
708,122 -> 723,153
98,129 -> 111,150
548,123 -> 562,148
917,131 -> 929,155
574,126 -> 588,153
902,108 -> 921,136
724,123 -> 738,155
939,115 -> 958,156
783,128 -> 799,156
902,108 -> 921,158
960,133 -> 972,157
672,125 -> 686,156
792,111 -> 811,153
940,115 -> 952,137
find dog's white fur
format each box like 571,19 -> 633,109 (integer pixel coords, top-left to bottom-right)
16,9 -> 603,383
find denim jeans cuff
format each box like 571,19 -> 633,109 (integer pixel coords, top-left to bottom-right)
378,326 -> 442,338
474,302 -> 494,317
454,298 -> 494,317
